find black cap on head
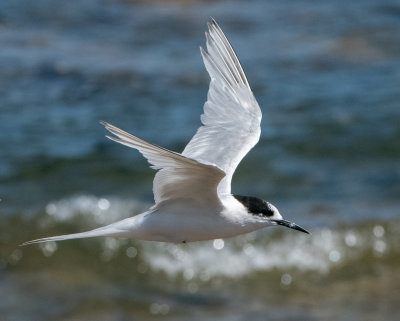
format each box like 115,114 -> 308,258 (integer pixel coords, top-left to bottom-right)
233,195 -> 275,217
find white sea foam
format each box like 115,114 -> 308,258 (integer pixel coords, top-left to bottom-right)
43,195 -> 149,226
140,226 -> 374,278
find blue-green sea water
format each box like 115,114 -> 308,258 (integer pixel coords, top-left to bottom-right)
1,0 -> 400,320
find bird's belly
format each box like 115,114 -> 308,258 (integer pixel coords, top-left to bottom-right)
136,211 -> 252,243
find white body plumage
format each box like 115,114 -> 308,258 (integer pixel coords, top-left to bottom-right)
107,196 -> 281,243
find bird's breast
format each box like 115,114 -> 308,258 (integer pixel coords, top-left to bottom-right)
132,205 -> 261,243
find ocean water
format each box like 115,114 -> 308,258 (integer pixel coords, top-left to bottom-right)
1,0 -> 400,320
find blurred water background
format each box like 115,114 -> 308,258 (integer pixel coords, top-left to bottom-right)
1,0 -> 400,320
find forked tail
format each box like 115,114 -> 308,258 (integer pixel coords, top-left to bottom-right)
21,225 -> 125,246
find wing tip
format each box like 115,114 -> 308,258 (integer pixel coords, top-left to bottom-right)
203,18 -> 251,89
209,17 -> 218,28
207,17 -> 223,39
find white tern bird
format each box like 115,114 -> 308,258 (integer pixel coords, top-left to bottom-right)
23,19 -> 309,246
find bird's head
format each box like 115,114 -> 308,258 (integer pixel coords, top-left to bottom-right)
233,195 -> 310,234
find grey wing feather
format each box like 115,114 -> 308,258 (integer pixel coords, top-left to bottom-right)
182,19 -> 262,195
101,121 -> 225,206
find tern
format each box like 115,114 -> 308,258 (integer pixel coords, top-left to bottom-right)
23,19 -> 309,246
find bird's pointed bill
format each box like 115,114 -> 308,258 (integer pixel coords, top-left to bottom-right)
272,219 -> 310,234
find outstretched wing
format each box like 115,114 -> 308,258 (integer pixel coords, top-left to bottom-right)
182,19 -> 262,196
101,122 -> 225,206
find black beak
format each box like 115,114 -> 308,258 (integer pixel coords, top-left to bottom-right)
271,219 -> 310,234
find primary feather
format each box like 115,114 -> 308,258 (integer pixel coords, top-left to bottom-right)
182,19 -> 262,195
